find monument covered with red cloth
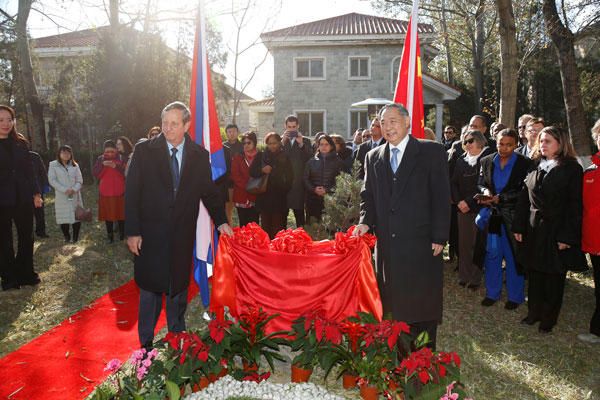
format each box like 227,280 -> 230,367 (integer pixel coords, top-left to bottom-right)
210,224 -> 382,333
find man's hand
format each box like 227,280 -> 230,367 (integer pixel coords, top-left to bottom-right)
558,242 -> 570,250
315,186 -> 326,196
432,243 -> 444,257
352,224 -> 369,237
127,236 -> 143,256
218,223 -> 234,236
513,233 -> 522,242
261,165 -> 272,174
33,195 -> 43,208
457,200 -> 470,214
282,130 -> 290,141
295,131 -> 304,145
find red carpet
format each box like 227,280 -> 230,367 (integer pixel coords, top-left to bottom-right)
0,280 -> 199,400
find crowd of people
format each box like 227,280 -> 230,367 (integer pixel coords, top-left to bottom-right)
1,100 -> 599,348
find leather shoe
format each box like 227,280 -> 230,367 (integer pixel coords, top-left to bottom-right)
520,317 -> 538,325
36,232 -> 50,238
538,327 -> 552,334
468,283 -> 481,291
481,298 -> 496,307
504,301 -> 519,310
577,333 -> 600,344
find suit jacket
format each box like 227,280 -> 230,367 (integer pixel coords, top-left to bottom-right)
283,137 -> 312,209
30,151 -> 49,194
515,145 -> 529,157
0,138 -> 39,207
359,135 -> 450,323
125,133 -> 227,295
353,138 -> 386,179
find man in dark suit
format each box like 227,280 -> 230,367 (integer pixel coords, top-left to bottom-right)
353,103 -> 450,350
125,101 -> 233,349
29,151 -> 50,238
354,118 -> 385,179
515,117 -> 544,158
282,115 -> 312,227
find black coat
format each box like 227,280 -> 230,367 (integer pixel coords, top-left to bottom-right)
359,136 -> 450,323
0,138 -> 39,206
512,158 -> 587,274
450,147 -> 494,212
337,146 -> 354,173
30,151 -> 49,194
447,140 -> 464,177
353,138 -> 386,180
124,133 -> 228,295
250,149 -> 294,214
473,152 -> 532,270
282,137 -> 312,210
303,153 -> 346,203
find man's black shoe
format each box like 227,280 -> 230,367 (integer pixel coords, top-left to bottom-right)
481,298 -> 496,307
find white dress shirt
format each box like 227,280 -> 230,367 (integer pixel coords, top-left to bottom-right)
388,134 -> 410,168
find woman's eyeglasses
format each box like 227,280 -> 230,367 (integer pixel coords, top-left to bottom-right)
464,138 -> 476,145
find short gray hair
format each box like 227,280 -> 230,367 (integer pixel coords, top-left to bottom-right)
462,129 -> 488,151
162,101 -> 191,124
378,103 -> 410,120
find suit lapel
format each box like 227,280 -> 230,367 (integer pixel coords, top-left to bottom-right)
390,136 -> 419,205
149,133 -> 175,195
372,144 -> 391,193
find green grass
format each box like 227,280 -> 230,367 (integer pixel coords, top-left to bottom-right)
1,184 -> 599,399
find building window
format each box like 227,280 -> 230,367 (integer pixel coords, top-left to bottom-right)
349,56 -> 370,80
294,58 -> 325,80
349,110 -> 368,137
296,111 -> 325,136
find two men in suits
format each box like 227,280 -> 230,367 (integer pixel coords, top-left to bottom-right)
125,101 -> 233,349
354,117 -> 385,179
353,103 -> 450,349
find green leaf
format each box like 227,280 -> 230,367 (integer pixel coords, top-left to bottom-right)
165,380 -> 180,400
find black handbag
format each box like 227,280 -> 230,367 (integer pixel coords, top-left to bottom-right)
246,174 -> 268,194
488,206 -> 503,235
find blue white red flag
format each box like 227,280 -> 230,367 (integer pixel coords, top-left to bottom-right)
188,1 -> 225,307
393,0 -> 425,139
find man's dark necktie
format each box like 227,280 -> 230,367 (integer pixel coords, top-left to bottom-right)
171,148 -> 180,187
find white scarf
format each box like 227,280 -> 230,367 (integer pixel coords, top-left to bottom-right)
464,146 -> 489,167
539,158 -> 557,173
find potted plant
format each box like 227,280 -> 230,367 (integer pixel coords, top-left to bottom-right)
287,310 -> 342,382
228,306 -> 288,378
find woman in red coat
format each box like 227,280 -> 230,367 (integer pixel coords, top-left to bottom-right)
578,119 -> 600,344
94,140 -> 126,242
231,131 -> 259,227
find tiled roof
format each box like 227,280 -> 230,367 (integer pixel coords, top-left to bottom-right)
249,98 -> 274,107
262,13 -> 434,38
33,26 -> 111,48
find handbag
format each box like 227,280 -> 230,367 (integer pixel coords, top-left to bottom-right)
75,192 -> 92,222
488,206 -> 503,235
246,174 -> 268,194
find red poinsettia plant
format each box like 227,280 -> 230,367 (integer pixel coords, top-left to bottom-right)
162,332 -> 211,386
288,310 -> 342,370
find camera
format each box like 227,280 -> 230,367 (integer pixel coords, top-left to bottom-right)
288,130 -> 298,138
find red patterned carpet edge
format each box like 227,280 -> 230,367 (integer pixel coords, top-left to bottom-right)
0,279 -> 199,400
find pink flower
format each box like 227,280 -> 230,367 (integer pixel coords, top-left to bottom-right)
148,349 -> 158,359
131,349 -> 145,362
104,358 -> 122,373
136,366 -> 148,381
142,358 -> 152,368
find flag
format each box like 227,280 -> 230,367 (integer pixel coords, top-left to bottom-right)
393,0 -> 425,139
189,1 -> 225,307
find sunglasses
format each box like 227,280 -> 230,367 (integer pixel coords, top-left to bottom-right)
518,125 -> 526,130
362,134 -> 372,139
464,138 -> 476,145
243,141 -> 253,145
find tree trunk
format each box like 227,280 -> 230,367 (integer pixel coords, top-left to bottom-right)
440,0 -> 454,86
494,0 -> 518,128
110,0 -> 119,33
472,0 -> 486,113
16,0 -> 47,151
542,0 -> 591,159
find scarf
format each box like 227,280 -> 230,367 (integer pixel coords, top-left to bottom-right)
539,158 -> 557,173
464,146 -> 488,167
244,148 -> 258,165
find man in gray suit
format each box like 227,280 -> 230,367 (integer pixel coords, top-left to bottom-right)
353,103 -> 450,350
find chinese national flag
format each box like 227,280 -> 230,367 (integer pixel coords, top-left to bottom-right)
393,1 -> 425,139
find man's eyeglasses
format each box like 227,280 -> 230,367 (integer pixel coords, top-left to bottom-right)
464,138 -> 476,145
243,141 -> 253,145
362,134 -> 372,139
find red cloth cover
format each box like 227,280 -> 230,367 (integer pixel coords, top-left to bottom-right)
210,232 -> 382,333
582,152 -> 600,254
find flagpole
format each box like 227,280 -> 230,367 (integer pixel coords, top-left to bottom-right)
406,0 -> 419,120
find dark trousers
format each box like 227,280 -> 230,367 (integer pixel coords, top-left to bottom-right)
526,269 -> 566,330
305,199 -> 324,224
448,204 -> 459,260
261,212 -> 286,240
457,212 -> 481,286
138,288 -> 188,348
236,206 -> 259,228
60,222 -> 81,242
589,254 -> 600,336
410,320 -> 438,351
291,208 -> 305,227
0,204 -> 37,289
33,195 -> 46,235
105,220 -> 125,235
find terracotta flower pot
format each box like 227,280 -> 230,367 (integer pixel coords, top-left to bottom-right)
291,364 -> 313,383
360,385 -> 379,400
243,361 -> 258,372
209,368 -> 228,382
388,379 -> 397,391
191,377 -> 210,392
342,372 -> 358,389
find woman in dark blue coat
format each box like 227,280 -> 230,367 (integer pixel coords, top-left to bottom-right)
0,105 -> 43,291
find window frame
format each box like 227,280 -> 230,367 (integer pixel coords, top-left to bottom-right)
293,57 -> 326,81
348,56 -> 371,80
294,110 -> 327,137
347,109 -> 369,138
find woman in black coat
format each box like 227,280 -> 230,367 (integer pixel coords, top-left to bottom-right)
0,105 -> 43,291
250,132 -> 293,239
331,134 -> 353,173
512,126 -> 585,333
450,130 -> 492,289
476,128 -> 532,310
303,134 -> 346,223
